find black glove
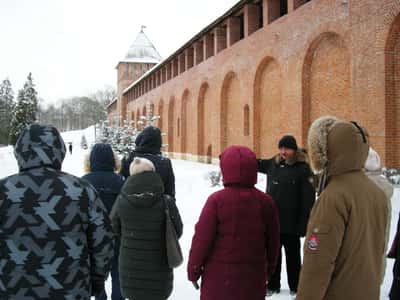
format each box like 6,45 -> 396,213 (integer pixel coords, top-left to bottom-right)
192,281 -> 200,290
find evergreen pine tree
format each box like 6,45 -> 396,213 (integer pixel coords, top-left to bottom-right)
9,73 -> 38,145
0,78 -> 14,144
24,73 -> 38,123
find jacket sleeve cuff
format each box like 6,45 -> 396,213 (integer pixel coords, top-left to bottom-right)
188,266 -> 202,282
188,273 -> 200,282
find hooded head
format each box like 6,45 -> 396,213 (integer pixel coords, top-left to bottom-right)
14,124 -> 66,171
135,126 -> 162,154
85,143 -> 120,172
364,148 -> 381,172
220,145 -> 257,188
123,157 -> 164,207
308,116 -> 369,176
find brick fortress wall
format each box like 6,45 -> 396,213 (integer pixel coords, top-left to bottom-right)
109,0 -> 400,168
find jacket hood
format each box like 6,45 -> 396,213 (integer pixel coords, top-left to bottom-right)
121,171 -> 164,207
89,143 -> 115,172
129,157 -> 155,175
135,126 -> 162,154
220,145 -> 257,187
84,149 -> 121,174
14,124 -> 66,171
308,116 -> 369,176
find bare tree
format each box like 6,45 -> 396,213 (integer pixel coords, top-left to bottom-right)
39,95 -> 107,131
90,85 -> 117,108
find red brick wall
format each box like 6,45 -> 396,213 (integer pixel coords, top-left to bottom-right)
115,0 -> 400,168
385,11 -> 400,168
254,57 -> 283,157
221,72 -> 251,150
302,32 -> 351,140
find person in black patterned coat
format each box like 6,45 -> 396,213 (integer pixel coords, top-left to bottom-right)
0,124 -> 114,300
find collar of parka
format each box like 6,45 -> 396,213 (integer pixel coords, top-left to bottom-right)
273,149 -> 308,166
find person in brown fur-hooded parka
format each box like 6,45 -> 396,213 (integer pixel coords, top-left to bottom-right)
297,116 -> 389,300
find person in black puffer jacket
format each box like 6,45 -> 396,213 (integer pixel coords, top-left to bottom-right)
82,143 -> 124,300
111,157 -> 183,300
258,135 -> 315,296
120,126 -> 175,197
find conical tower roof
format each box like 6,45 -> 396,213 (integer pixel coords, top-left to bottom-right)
121,28 -> 162,64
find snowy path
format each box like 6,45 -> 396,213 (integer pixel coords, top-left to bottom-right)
0,127 -> 397,299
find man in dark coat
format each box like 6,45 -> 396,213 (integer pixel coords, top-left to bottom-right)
120,126 -> 175,197
389,213 -> 400,299
111,157 -> 183,300
82,143 -> 124,300
258,135 -> 315,296
188,145 -> 280,300
0,124 -> 114,299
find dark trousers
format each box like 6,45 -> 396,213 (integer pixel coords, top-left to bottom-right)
390,259 -> 400,300
267,234 -> 301,292
96,254 -> 123,300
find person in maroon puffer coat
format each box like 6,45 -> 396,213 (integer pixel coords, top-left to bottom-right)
187,145 -> 280,300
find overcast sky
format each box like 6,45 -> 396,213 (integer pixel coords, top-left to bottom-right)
0,0 -> 238,103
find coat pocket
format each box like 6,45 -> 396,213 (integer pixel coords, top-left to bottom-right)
310,224 -> 331,234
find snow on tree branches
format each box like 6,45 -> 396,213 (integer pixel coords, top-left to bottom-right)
0,78 -> 15,145
9,73 -> 38,145
95,102 -> 166,157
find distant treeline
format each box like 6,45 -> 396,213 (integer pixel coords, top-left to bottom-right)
39,87 -> 115,132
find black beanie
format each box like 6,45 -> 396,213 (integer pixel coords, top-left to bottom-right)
278,135 -> 298,150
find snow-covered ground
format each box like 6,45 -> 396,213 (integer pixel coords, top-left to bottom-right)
0,128 -> 397,299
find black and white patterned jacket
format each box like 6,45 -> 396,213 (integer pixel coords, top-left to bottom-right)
0,124 -> 114,299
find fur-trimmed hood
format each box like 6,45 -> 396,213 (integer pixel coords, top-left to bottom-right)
273,149 -> 309,166
84,143 -> 121,173
308,116 -> 369,177
129,157 -> 155,176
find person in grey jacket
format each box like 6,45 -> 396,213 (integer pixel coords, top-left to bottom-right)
364,147 -> 393,282
0,124 -> 114,300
